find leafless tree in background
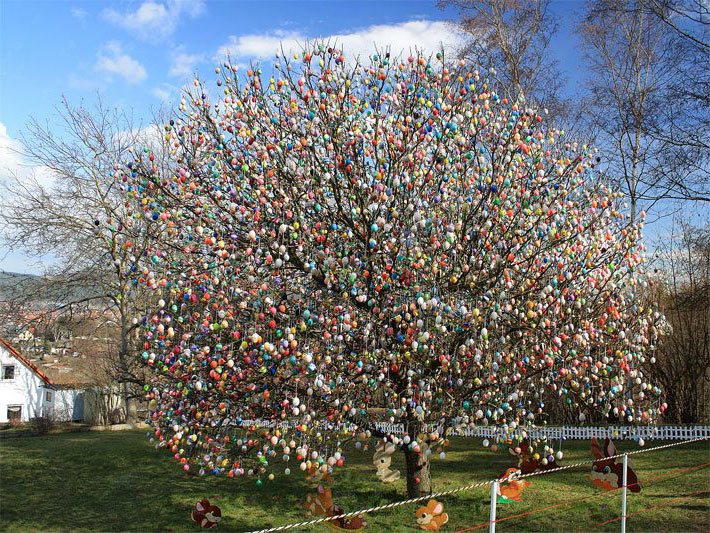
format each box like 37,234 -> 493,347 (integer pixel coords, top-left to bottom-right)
647,223 -> 709,423
0,98 -> 166,422
579,0 -> 709,223
440,0 -> 568,118
644,0 -> 709,49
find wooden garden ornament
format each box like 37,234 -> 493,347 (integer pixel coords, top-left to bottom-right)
590,437 -> 641,493
373,441 -> 400,483
303,485 -> 367,531
191,499 -> 222,529
415,499 -> 449,531
497,468 -> 531,503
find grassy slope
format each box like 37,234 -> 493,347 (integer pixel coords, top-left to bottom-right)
0,431 -> 708,532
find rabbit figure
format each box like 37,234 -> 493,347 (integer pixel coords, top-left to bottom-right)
590,437 -> 641,493
373,441 -> 401,483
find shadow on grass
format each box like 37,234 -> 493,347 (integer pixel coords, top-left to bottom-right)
1,432 -> 708,532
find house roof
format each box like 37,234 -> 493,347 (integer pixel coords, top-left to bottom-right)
0,337 -> 93,389
0,336 -> 52,386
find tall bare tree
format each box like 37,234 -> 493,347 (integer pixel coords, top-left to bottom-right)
644,0 -> 709,49
441,0 -> 567,116
647,223 -> 709,423
0,99 -> 162,422
579,0 -> 709,223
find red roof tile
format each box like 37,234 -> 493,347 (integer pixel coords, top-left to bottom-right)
0,337 -> 53,386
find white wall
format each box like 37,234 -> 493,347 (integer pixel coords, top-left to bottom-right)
44,388 -> 85,422
0,345 -> 44,423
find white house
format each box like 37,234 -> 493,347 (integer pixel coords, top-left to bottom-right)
0,337 -> 85,424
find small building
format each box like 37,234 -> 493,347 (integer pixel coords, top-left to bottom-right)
0,337 -> 85,424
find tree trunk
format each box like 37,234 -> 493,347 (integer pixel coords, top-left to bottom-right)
119,307 -> 136,424
121,381 -> 137,424
403,422 -> 431,498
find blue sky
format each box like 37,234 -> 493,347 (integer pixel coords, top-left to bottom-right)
0,0 -> 589,273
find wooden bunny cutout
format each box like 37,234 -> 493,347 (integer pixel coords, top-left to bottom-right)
590,437 -> 641,493
415,499 -> 449,531
373,441 -> 401,483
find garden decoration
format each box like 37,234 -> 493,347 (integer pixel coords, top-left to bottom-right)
497,467 -> 531,503
124,42 -> 666,499
415,499 -> 449,531
590,437 -> 640,492
373,441 -> 401,483
303,485 -> 367,531
303,485 -> 334,518
191,499 -> 222,529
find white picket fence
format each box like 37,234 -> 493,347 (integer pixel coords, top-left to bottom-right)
372,423 -> 710,441
235,418 -> 710,441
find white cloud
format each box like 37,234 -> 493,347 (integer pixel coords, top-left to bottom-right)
217,31 -> 302,61
113,125 -> 169,163
152,87 -> 172,101
0,123 -> 55,190
95,42 -> 147,84
216,20 -> 465,63
71,7 -> 87,19
169,49 -> 205,78
0,123 -> 25,181
105,0 -> 205,42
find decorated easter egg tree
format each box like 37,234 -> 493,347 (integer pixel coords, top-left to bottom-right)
123,44 -> 665,498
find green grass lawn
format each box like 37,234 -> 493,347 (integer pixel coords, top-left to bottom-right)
0,430 -> 708,532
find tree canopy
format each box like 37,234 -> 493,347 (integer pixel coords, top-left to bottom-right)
122,45 -> 665,492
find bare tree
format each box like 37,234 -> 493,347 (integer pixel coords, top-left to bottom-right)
440,0 -> 567,116
647,223 -> 709,423
644,0 -> 709,49
579,0 -> 709,223
0,98 -> 162,422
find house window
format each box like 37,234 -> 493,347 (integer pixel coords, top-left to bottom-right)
1,365 -> 15,380
7,405 -> 22,422
45,390 -> 53,402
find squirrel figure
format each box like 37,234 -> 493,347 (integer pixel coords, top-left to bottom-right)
303,485 -> 367,531
415,499 -> 448,531
497,467 -> 531,502
191,499 -> 222,529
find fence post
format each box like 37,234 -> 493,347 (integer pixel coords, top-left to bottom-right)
489,481 -> 498,533
621,453 -> 628,533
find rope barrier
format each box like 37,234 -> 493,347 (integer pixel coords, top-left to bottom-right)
594,489 -> 710,527
456,501 -> 570,532
454,461 -> 710,532
511,437 -> 709,484
247,437 -> 709,533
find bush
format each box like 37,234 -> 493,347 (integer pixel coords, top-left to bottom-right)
29,416 -> 55,435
